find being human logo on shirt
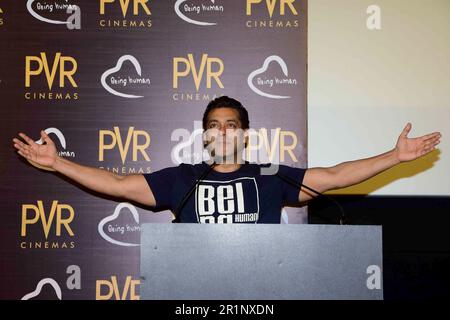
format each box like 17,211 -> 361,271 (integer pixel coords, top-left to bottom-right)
195,177 -> 259,223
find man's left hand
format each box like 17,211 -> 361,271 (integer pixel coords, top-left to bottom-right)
395,123 -> 441,162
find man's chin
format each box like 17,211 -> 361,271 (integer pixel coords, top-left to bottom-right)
211,152 -> 238,164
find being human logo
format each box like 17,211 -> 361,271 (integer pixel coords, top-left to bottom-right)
21,265 -> 81,299
21,278 -> 63,300
247,55 -> 297,99
26,0 -> 81,30
27,127 -> 76,171
174,0 -> 224,26
98,203 -> 140,247
171,121 -> 210,165
101,55 -> 151,99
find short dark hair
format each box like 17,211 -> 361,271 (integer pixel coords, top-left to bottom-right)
202,96 -> 250,130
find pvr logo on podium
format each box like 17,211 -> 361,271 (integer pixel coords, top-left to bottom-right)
99,0 -> 152,28
25,52 -> 78,100
96,276 -> 140,300
20,200 -> 76,249
246,0 -> 299,28
98,127 -> 151,174
172,53 -> 224,102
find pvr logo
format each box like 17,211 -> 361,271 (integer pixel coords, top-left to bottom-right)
25,52 -> 77,90
173,54 -> 224,91
99,0 -> 152,28
246,0 -> 299,28
100,0 -> 151,17
246,0 -> 298,18
245,127 -> 299,163
25,52 -> 79,100
21,200 -> 76,249
99,127 -> 151,174
96,276 -> 140,300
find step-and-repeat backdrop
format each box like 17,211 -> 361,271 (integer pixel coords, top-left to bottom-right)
0,0 -> 307,299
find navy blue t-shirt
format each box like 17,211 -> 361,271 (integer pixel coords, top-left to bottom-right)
143,162 -> 306,224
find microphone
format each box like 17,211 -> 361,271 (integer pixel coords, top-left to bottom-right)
275,171 -> 347,225
172,161 -> 217,223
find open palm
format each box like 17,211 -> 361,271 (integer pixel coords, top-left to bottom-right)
395,123 -> 441,162
13,131 -> 58,169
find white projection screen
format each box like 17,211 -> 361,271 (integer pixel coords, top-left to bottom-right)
308,0 -> 449,196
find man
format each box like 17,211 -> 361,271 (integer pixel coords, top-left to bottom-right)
12,96 -> 441,223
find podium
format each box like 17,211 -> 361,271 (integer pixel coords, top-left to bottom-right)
140,224 -> 383,300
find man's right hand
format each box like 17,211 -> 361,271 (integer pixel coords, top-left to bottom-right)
12,130 -> 156,206
13,131 -> 59,170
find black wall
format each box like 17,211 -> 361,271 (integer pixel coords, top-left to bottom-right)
309,195 -> 450,300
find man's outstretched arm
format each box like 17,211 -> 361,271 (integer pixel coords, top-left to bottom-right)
13,130 -> 156,206
299,123 -> 441,202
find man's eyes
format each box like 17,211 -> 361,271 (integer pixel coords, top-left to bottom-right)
208,123 -> 237,129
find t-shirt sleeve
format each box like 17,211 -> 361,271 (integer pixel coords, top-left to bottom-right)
143,166 -> 180,209
278,165 -> 307,205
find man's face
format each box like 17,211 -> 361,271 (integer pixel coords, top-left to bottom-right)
204,107 -> 248,163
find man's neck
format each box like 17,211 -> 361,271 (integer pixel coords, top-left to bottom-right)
206,157 -> 245,173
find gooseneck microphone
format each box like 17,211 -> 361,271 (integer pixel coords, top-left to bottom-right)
172,161 -> 218,223
275,171 -> 347,225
